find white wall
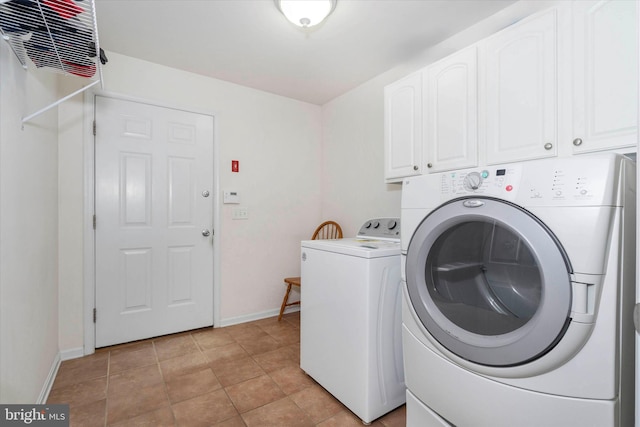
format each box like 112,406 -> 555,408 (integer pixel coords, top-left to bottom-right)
0,44 -> 60,402
321,83 -> 402,235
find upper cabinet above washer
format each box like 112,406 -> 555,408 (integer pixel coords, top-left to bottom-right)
423,46 -> 478,173
570,0 -> 638,154
484,9 -> 558,165
384,72 -> 423,181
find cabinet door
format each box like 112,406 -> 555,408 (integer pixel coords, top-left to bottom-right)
571,0 -> 637,154
384,73 -> 422,181
484,9 -> 557,165
424,46 -> 478,173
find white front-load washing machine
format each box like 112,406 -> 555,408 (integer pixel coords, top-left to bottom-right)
300,218 -> 405,424
400,154 -> 636,427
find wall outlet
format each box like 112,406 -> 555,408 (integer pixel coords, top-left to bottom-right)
232,207 -> 248,220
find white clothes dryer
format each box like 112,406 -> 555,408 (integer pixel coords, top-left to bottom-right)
400,154 -> 636,426
300,218 -> 405,424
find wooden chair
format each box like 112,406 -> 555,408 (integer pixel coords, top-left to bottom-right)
278,220 -> 343,321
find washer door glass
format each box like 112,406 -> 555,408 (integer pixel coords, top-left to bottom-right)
406,197 -> 572,367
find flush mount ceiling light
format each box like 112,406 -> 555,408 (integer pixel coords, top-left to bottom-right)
276,0 -> 337,28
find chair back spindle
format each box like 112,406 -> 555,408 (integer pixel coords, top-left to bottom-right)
311,221 -> 343,240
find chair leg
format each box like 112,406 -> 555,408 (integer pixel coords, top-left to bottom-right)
278,282 -> 293,321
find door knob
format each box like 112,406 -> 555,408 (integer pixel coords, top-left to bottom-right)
202,229 -> 211,237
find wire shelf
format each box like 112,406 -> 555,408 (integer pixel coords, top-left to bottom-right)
0,0 -> 105,124
0,0 -> 104,77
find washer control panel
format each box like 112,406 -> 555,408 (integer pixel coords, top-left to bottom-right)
357,217 -> 401,240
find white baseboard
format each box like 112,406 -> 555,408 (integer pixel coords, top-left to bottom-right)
218,306 -> 300,327
37,347 -> 84,404
37,352 -> 61,404
60,347 -> 84,361
281,306 -> 301,318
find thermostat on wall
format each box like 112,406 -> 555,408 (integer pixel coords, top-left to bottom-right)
223,191 -> 241,204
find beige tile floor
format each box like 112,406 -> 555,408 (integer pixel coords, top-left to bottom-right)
47,312 -> 406,426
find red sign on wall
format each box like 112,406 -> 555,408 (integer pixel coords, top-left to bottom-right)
232,160 -> 239,173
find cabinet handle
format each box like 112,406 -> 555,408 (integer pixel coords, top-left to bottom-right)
544,143 -> 553,150
427,163 -> 433,168
573,138 -> 583,147
413,165 -> 419,171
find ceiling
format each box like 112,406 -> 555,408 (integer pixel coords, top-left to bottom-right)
94,0 -> 517,105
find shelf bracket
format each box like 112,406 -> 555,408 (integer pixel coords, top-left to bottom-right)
21,79 -> 100,128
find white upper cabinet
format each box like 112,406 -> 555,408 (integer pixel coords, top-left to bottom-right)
570,0 -> 637,154
384,2 -> 637,179
484,9 -> 558,165
384,72 -> 422,181
423,46 -> 478,173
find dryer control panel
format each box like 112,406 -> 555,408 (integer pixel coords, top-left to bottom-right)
440,166 -> 522,201
430,154 -> 625,207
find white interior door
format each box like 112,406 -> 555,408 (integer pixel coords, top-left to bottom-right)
94,95 -> 214,347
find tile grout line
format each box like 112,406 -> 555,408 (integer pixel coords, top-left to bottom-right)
214,329 -> 253,426
280,316 -> 345,426
152,338 -> 179,426
251,324 -> 294,420
88,315 -> 326,426
103,351 -> 110,427
253,318 -> 320,425
194,329 -> 247,426
221,321 -> 303,425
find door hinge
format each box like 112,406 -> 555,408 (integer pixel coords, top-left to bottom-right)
93,214 -> 96,230
92,120 -> 96,136
93,308 -> 97,323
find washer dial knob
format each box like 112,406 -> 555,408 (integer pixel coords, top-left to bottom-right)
463,172 -> 483,191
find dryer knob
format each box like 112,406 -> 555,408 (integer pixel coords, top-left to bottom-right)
387,220 -> 397,230
373,221 -> 380,229
463,172 -> 483,191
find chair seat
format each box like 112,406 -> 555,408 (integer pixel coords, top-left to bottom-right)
284,277 -> 301,287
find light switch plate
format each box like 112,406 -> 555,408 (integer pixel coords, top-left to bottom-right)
232,207 -> 248,220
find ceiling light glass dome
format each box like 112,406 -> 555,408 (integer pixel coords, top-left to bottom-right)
276,0 -> 336,28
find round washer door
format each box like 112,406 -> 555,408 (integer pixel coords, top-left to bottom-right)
405,197 -> 572,367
